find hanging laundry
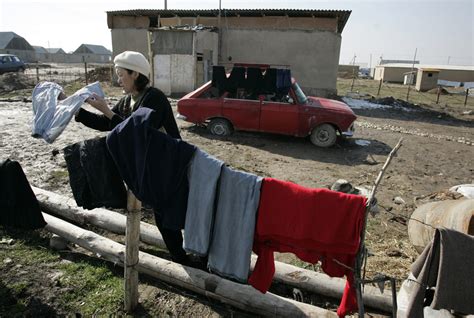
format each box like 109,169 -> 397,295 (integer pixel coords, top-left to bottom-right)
31,81 -> 105,143
106,107 -> 196,231
211,65 -> 228,94
0,159 -> 46,229
406,228 -> 474,318
245,67 -> 264,95
248,178 -> 367,317
262,68 -> 277,93
276,69 -> 292,95
208,166 -> 262,282
63,137 -> 127,210
183,148 -> 224,256
226,66 -> 246,94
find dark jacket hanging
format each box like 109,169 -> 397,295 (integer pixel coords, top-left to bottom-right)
75,86 -> 181,139
106,107 -> 196,231
0,159 -> 46,229
63,137 -> 127,210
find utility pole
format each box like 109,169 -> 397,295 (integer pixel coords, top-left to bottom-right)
350,54 -> 357,92
447,56 -> 451,65
406,48 -> 417,102
164,0 -> 167,9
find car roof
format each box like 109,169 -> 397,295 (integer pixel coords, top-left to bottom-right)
0,54 -> 18,57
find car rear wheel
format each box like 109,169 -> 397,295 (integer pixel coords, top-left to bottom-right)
208,118 -> 233,136
310,124 -> 337,147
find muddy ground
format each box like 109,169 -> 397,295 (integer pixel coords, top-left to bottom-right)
0,81 -> 473,316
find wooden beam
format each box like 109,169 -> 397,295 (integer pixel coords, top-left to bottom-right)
124,191 -> 141,312
33,186 -> 393,312
42,212 -> 337,317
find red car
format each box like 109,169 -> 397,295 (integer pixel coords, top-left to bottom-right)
177,77 -> 356,147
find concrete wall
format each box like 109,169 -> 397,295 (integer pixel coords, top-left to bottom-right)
374,66 -> 411,83
219,28 -> 341,96
416,70 -> 439,91
195,31 -> 219,65
153,54 -> 195,95
111,28 -> 149,59
0,49 -> 36,62
438,69 -> 474,82
338,64 -> 359,78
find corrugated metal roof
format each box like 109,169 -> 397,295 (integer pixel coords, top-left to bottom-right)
106,9 -> 351,32
33,45 -> 48,53
46,48 -> 66,54
0,32 -> 20,49
377,63 -> 474,71
75,44 -> 111,55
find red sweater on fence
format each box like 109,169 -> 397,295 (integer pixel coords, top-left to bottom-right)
248,178 -> 367,317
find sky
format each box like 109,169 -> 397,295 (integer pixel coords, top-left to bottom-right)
1,0 -> 473,66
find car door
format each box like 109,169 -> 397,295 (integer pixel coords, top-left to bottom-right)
0,56 -> 10,72
3,56 -> 14,72
259,94 -> 299,136
222,95 -> 261,131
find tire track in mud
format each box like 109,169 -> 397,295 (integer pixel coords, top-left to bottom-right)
357,120 -> 473,146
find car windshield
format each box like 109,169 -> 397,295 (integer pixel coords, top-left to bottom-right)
293,82 -> 308,104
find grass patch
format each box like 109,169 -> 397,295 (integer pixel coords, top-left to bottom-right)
58,261 -> 123,315
0,229 -> 124,316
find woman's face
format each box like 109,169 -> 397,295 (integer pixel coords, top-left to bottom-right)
116,67 -> 138,94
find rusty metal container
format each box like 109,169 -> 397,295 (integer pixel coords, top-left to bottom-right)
408,199 -> 474,253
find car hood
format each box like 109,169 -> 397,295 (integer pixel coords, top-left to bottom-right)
306,96 -> 355,115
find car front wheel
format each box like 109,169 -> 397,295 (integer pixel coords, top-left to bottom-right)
310,124 -> 337,147
208,118 -> 233,136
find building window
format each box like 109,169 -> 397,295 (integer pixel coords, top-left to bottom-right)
428,73 -> 433,77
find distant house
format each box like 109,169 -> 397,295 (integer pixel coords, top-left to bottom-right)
33,46 -> 69,63
0,32 -> 36,62
46,48 -> 66,54
374,63 -> 474,84
73,44 -> 112,63
33,45 -> 50,62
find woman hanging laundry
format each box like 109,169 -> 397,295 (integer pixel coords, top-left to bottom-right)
74,51 -> 188,265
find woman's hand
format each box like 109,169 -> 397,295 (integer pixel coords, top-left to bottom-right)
86,93 -> 115,119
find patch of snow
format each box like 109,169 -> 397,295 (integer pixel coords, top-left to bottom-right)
342,97 -> 390,110
355,139 -> 371,146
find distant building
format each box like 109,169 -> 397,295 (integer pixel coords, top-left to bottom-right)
0,32 -> 35,62
46,48 -> 66,54
374,64 -> 474,84
33,46 -> 70,63
338,64 -> 359,78
415,68 -> 440,91
106,8 -> 351,96
73,44 -> 112,63
379,59 -> 420,65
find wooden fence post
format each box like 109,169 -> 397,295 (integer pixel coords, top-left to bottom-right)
436,86 -> 441,104
84,62 -> 88,85
377,79 -> 382,96
36,65 -> 40,83
124,190 -> 141,312
465,88 -> 470,106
